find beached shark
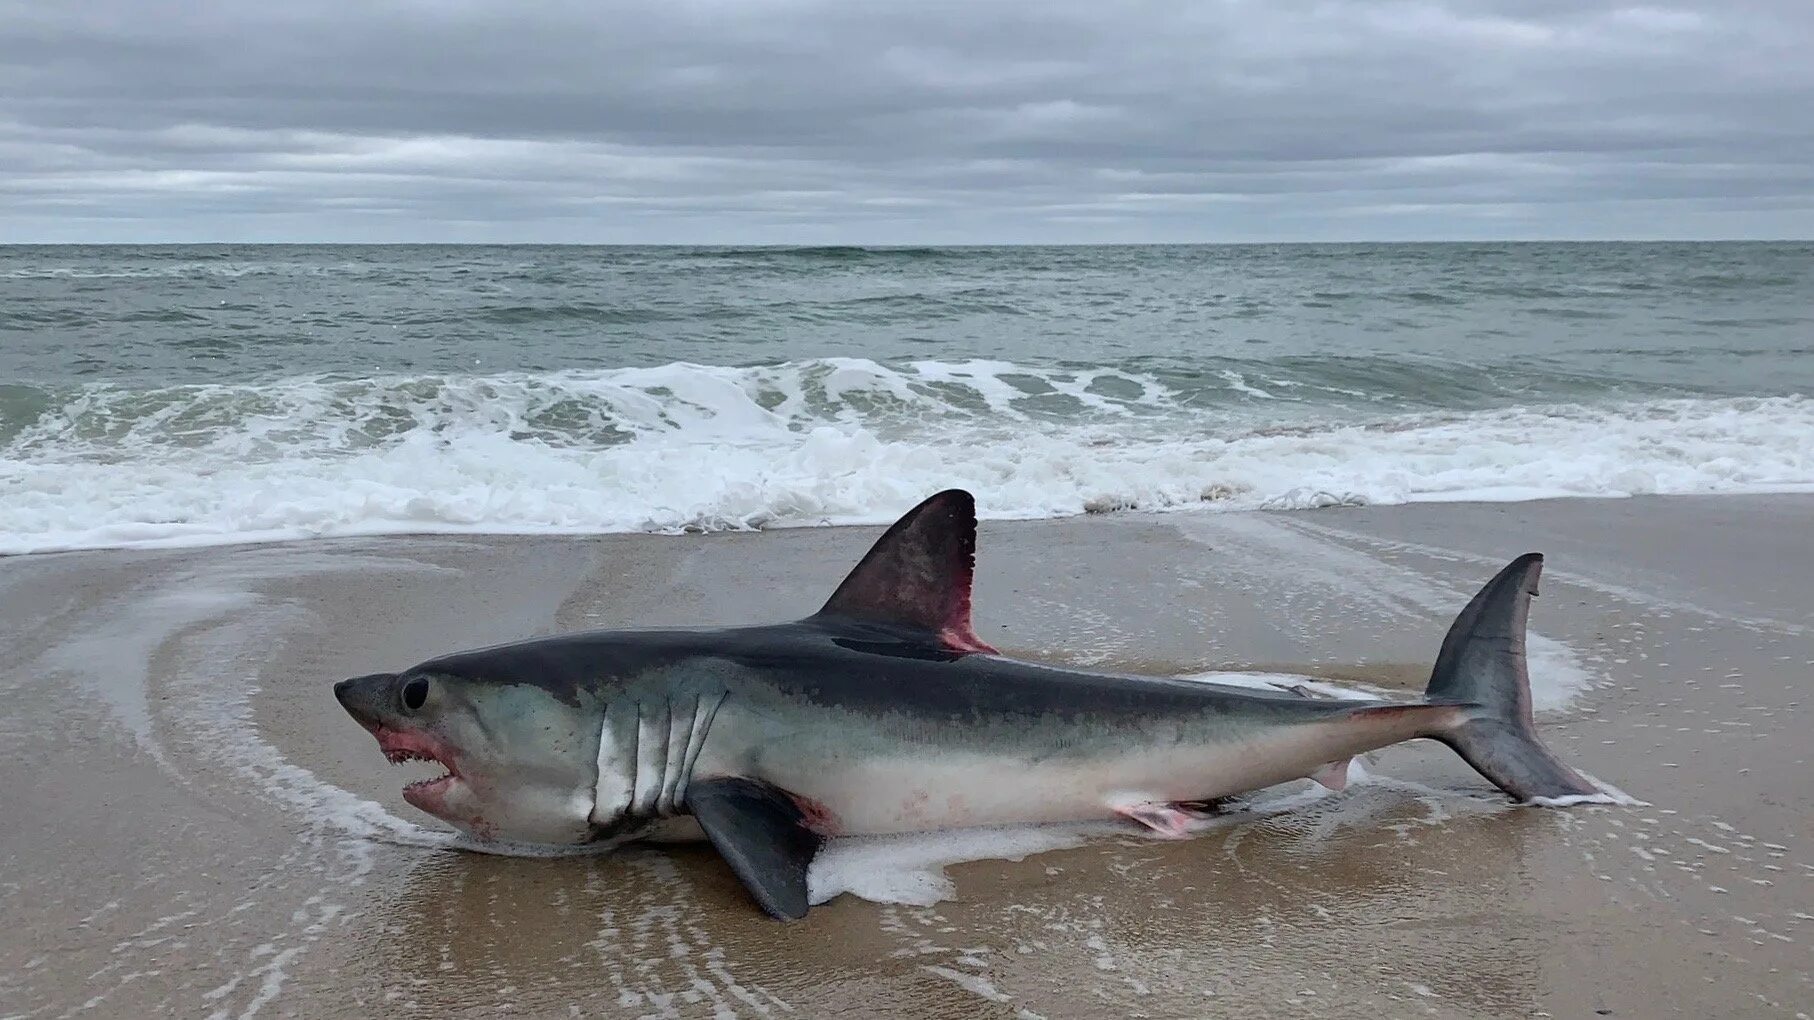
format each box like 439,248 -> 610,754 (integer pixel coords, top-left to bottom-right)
335,489 -> 1600,920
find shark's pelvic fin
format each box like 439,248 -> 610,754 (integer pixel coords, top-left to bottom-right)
1424,553 -> 1599,802
814,488 -> 997,654
1111,798 -> 1223,839
687,778 -> 824,921
1310,759 -> 1352,792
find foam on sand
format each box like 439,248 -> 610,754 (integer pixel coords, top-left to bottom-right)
809,823 -> 1117,907
1529,774 -> 1647,808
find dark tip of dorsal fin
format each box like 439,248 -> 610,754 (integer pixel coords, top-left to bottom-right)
814,489 -> 997,654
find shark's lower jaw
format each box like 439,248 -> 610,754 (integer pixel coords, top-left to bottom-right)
400,775 -> 459,816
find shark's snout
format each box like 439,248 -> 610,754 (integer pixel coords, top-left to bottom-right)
334,672 -> 395,728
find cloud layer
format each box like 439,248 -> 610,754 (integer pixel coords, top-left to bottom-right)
3,0 -> 1811,242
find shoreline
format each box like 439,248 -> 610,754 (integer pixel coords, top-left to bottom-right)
2,492 -> 1809,1018
8,485 -> 1814,561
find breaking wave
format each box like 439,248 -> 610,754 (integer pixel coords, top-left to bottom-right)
4,357 -> 1813,554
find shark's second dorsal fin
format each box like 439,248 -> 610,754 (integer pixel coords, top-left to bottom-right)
814,488 -> 997,654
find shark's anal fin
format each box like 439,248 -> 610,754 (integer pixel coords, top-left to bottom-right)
687,777 -> 824,921
814,489 -> 997,654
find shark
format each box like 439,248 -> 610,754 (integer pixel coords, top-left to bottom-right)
335,488 -> 1602,920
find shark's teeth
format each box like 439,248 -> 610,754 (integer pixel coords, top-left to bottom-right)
386,748 -> 453,791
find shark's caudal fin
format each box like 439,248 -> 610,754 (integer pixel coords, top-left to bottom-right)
1425,553 -> 1599,802
813,488 -> 997,654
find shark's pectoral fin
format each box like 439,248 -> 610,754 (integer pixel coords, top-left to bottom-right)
686,777 -> 824,921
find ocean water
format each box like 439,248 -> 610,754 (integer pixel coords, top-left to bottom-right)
3,242 -> 1812,554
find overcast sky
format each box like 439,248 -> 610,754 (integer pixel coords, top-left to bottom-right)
3,0 -> 1811,243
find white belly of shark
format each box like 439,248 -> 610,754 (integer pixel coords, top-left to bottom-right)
760,732 -> 1368,835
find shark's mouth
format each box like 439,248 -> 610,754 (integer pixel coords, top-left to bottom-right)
373,726 -> 462,813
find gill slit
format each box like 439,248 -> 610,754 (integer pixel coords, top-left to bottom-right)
674,691 -> 727,811
589,702 -> 630,829
656,696 -> 694,814
631,700 -> 671,816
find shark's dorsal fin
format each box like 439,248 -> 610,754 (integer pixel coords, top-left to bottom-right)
814,488 -> 997,654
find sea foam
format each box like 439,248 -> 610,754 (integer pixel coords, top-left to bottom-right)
5,359 -> 1812,554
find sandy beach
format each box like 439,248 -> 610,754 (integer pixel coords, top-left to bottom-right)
2,494 -> 1809,1019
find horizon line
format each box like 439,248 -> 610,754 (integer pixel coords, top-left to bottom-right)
3,237 -> 1810,248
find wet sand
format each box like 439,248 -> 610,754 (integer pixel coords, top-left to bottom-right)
2,495 -> 1810,1019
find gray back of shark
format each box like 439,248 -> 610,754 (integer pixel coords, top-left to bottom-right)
335,489 -> 1600,920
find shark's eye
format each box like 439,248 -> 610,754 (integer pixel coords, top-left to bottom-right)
401,677 -> 429,712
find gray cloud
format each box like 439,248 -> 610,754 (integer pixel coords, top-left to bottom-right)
2,0 -> 1811,242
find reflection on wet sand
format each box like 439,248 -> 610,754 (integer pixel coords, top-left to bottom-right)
367,776 -> 1556,1018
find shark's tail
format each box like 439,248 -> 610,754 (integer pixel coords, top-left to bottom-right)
1424,553 -> 1598,803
